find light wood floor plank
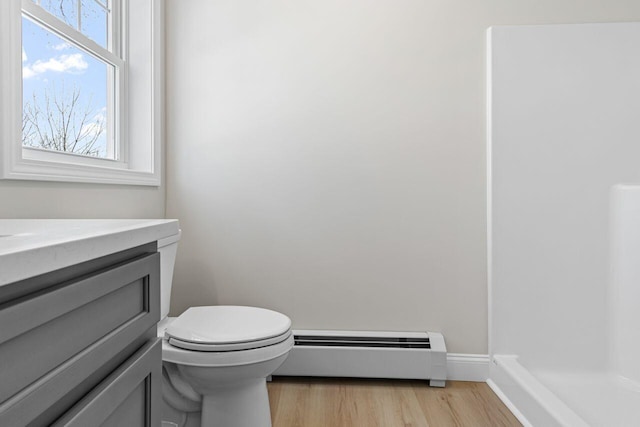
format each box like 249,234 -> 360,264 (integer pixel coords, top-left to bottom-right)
268,377 -> 522,427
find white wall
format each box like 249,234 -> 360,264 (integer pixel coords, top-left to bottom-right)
490,23 -> 640,370
166,0 -> 640,354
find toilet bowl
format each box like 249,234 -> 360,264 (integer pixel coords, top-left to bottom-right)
157,232 -> 293,427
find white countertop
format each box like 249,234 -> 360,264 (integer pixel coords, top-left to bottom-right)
0,219 -> 180,286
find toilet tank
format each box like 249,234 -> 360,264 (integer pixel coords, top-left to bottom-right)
157,230 -> 182,320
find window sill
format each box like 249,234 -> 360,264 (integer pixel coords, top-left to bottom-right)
3,154 -> 160,186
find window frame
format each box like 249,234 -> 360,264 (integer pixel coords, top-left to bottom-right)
0,0 -> 162,186
22,0 -> 125,165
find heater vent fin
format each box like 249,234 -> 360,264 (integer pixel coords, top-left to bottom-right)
294,335 -> 431,349
276,330 -> 447,387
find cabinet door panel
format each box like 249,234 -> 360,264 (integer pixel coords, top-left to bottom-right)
52,338 -> 162,427
102,382 -> 146,426
0,253 -> 160,426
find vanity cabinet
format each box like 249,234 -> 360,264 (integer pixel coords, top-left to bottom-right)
0,242 -> 162,427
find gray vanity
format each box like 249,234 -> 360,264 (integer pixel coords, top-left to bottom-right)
0,220 -> 178,426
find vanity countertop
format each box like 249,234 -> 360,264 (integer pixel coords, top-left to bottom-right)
0,219 -> 179,286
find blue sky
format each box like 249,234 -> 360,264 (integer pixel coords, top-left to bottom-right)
22,1 -> 111,158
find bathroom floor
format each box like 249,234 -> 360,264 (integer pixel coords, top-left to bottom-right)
268,377 -> 521,427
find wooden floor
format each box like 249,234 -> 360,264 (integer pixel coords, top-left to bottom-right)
268,377 -> 522,427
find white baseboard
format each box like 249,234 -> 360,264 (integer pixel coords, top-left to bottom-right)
276,348 -> 490,383
446,353 -> 490,382
488,355 -> 588,427
487,378 -> 533,427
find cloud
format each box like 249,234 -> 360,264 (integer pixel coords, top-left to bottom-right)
22,47 -> 27,62
80,121 -> 104,140
23,53 -> 88,79
80,109 -> 106,140
52,42 -> 71,51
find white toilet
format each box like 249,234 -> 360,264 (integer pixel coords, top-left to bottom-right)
157,231 -> 293,427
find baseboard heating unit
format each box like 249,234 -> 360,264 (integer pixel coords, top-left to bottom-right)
273,330 -> 447,387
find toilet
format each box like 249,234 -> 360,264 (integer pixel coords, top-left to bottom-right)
157,231 -> 294,427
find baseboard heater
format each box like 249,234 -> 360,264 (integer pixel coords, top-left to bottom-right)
273,330 -> 447,387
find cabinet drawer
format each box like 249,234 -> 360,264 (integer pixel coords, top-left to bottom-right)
0,252 -> 160,426
52,338 -> 162,427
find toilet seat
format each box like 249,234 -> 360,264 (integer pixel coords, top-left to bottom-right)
162,333 -> 294,368
168,329 -> 291,351
164,305 -> 292,355
161,305 -> 294,367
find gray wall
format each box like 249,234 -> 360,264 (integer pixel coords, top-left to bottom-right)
0,181 -> 164,219
164,0 -> 640,354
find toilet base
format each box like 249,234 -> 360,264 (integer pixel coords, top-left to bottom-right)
164,337 -> 293,427
201,379 -> 271,427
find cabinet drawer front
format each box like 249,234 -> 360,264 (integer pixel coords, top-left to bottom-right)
52,338 -> 162,427
0,252 -> 159,424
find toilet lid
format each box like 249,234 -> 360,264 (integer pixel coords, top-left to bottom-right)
165,306 -> 292,346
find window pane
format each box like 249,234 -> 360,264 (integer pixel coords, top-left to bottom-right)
22,17 -> 114,159
80,0 -> 108,48
39,0 -> 79,30
34,0 -> 110,49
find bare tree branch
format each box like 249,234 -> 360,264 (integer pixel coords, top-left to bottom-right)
22,84 -> 106,157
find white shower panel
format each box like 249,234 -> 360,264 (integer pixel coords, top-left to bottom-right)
489,22 -> 640,426
610,185 -> 640,384
489,22 -> 640,371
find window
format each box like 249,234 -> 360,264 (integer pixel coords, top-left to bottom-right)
22,0 -> 123,160
0,0 -> 162,185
